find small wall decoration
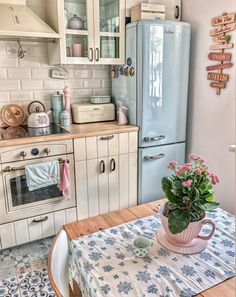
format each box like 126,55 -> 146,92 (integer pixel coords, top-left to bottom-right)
207,12 -> 236,95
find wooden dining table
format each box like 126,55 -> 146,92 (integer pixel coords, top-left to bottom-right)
64,199 -> 235,297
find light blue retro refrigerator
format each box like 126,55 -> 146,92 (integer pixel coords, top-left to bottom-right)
112,20 -> 191,204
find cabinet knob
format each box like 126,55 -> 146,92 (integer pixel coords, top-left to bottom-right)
89,48 -> 93,62
44,148 -> 51,155
20,151 -> 27,159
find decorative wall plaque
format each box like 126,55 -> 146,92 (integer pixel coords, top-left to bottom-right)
207,12 -> 236,95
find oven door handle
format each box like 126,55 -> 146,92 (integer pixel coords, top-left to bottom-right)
32,216 -> 48,223
2,159 -> 69,172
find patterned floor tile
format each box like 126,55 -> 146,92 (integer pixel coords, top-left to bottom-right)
18,269 -> 56,297
0,237 -> 55,297
0,277 -> 20,297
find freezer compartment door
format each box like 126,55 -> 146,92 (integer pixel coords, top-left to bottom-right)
137,21 -> 191,147
138,142 -> 185,204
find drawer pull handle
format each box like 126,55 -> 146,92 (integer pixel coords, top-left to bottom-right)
95,48 -> 100,62
144,153 -> 165,161
99,160 -> 105,174
88,47 -> 93,62
20,151 -> 27,159
110,158 -> 116,172
144,135 -> 165,142
32,216 -> 48,223
100,135 -> 114,141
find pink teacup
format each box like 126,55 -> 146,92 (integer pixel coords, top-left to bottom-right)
160,206 -> 215,246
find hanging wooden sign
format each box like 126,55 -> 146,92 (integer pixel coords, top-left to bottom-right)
210,82 -> 226,88
212,13 -> 236,26
207,12 -> 235,95
206,62 -> 233,71
210,23 -> 235,36
207,72 -> 229,82
210,43 -> 233,50
208,52 -> 231,61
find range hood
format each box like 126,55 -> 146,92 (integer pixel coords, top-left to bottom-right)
0,0 -> 60,41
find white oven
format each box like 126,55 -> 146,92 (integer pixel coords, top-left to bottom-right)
0,139 -> 76,224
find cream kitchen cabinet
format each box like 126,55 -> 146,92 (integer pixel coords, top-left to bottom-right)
74,131 -> 138,219
48,0 -> 125,65
0,208 -> 77,250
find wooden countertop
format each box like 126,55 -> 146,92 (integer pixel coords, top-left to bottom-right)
0,121 -> 139,147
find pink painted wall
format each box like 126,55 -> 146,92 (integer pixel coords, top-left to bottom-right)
182,0 -> 236,213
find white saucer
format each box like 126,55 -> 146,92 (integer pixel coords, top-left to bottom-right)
156,229 -> 208,255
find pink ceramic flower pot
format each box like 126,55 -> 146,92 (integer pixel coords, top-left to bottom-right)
160,206 -> 215,246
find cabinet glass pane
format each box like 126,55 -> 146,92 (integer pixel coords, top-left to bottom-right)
99,0 -> 119,33
66,35 -> 88,58
65,0 -> 87,30
10,175 -> 62,207
100,37 -> 119,58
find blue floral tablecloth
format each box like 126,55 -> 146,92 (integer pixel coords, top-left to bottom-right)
69,208 -> 235,297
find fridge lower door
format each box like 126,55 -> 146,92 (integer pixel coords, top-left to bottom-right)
138,142 -> 185,204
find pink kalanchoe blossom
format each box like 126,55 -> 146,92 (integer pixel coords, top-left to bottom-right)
210,173 -> 220,185
195,168 -> 202,176
182,179 -> 193,187
167,161 -> 177,169
176,165 -> 192,176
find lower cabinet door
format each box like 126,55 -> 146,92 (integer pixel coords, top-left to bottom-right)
109,156 -> 119,212
98,157 -> 109,214
0,223 -> 15,249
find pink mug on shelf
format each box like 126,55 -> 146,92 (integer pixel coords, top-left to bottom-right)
72,43 -> 83,57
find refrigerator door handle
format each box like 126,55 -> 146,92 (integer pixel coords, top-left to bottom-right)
144,135 -> 165,142
144,153 -> 165,161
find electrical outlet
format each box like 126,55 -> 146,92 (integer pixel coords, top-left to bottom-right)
50,68 -> 68,79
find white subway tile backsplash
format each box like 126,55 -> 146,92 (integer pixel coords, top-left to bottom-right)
102,79 -> 111,88
0,92 -> 10,102
43,80 -> 64,90
31,69 -> 50,79
10,91 -> 33,101
7,69 -> 31,79
83,79 -> 102,89
93,88 -> 111,96
21,80 -> 43,90
0,57 -> 18,68
93,67 -> 110,78
65,80 -> 83,89
34,90 -> 54,101
74,69 -> 93,79
19,57 -> 41,68
0,80 -> 20,91
0,69 -> 7,79
30,45 -> 48,57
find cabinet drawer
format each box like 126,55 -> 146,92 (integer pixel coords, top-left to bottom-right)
74,132 -> 138,161
0,139 -> 73,163
0,207 -> 77,250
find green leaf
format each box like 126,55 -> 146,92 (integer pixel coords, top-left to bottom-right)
168,209 -> 191,234
205,194 -> 214,202
198,202 -> 219,211
190,212 -> 200,222
168,203 -> 178,210
162,177 -> 179,203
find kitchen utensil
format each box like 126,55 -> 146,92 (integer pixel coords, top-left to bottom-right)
117,106 -> 128,125
132,237 -> 151,258
68,15 -> 84,30
72,43 -> 83,57
27,101 -> 51,128
1,104 -> 25,126
52,92 -> 63,124
60,110 -> 71,126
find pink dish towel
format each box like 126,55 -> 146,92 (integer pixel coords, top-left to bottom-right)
58,161 -> 70,198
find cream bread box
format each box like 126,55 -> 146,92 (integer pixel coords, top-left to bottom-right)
72,103 -> 115,124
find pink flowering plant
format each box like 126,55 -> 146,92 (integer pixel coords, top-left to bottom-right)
162,154 -> 220,234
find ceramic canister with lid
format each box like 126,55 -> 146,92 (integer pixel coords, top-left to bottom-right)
60,110 -> 71,126
51,91 -> 63,124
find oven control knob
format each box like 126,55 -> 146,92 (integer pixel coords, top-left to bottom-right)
20,151 -> 27,159
44,148 -> 51,155
31,148 -> 39,156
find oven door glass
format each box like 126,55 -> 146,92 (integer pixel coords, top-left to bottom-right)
10,174 -> 63,207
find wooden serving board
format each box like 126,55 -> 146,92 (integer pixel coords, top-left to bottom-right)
1,104 -> 25,127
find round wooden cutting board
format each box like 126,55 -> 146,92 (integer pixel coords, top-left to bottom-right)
1,104 -> 25,126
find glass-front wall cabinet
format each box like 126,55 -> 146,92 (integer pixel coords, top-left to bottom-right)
48,0 -> 125,65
